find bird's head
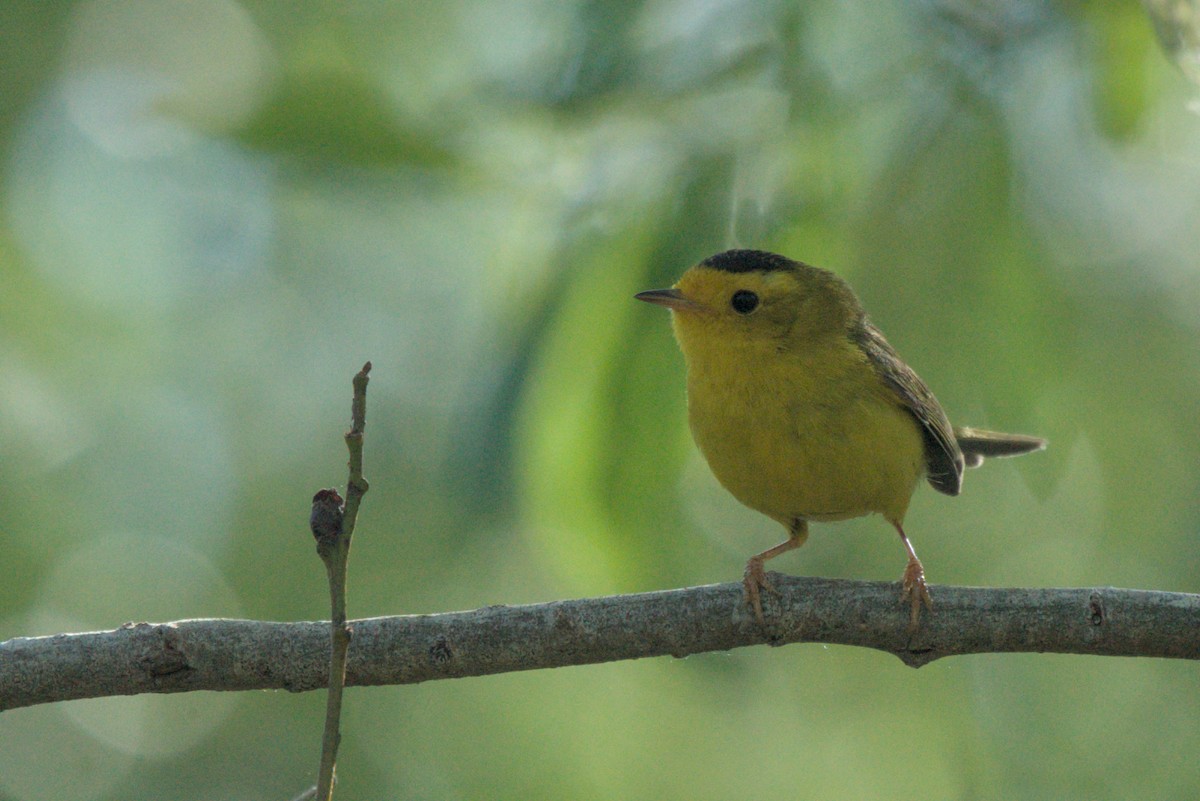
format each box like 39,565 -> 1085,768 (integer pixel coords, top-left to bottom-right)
636,249 -> 864,364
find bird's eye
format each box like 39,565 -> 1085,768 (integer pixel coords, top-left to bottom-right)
730,290 -> 759,314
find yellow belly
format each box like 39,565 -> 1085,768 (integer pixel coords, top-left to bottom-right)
686,342 -> 926,527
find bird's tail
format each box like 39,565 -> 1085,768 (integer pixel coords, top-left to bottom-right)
954,426 -> 1047,468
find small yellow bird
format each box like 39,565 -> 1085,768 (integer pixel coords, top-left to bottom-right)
637,249 -> 1045,628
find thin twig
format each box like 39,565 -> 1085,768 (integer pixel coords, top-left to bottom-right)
3,579 -> 1198,711
342,363 -> 371,534
310,362 -> 371,801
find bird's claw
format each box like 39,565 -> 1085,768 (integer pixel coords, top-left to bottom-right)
900,558 -> 933,632
743,559 -> 778,625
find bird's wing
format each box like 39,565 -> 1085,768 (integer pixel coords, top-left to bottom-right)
855,323 -> 964,496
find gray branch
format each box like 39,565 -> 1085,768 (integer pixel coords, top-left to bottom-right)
3,577 -> 1199,711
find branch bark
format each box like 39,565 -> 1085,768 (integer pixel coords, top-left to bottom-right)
3,577 -> 1198,711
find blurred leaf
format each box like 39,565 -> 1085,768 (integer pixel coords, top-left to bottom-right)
1143,0 -> 1200,84
235,69 -> 455,168
1087,3 -> 1156,140
514,223 -> 667,593
0,1 -> 72,140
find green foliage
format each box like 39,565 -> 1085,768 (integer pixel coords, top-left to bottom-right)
3,1 -> 1199,799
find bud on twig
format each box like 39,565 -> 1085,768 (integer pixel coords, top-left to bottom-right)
310,488 -> 345,557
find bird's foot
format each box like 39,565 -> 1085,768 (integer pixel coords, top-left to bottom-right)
900,557 -> 933,632
743,558 -> 778,624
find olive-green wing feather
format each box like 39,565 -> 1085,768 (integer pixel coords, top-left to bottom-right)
855,323 -> 965,496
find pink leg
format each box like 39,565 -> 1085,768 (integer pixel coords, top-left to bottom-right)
743,519 -> 808,623
892,520 -> 932,631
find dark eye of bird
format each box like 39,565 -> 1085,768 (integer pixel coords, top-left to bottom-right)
730,290 -> 759,314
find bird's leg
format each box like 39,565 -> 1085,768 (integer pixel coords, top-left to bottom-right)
743,519 -> 808,624
891,520 -> 932,632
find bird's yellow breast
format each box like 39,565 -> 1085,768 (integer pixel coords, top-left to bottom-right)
679,325 -> 926,527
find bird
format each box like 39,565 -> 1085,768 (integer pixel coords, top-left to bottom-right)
636,249 -> 1045,629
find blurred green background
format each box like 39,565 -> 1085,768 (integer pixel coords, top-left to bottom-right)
3,1 -> 1200,798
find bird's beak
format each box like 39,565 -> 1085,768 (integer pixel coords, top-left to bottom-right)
634,287 -> 702,312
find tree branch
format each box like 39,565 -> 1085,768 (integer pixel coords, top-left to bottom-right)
3,577 -> 1198,711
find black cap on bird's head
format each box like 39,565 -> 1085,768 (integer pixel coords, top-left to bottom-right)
700,250 -> 800,275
